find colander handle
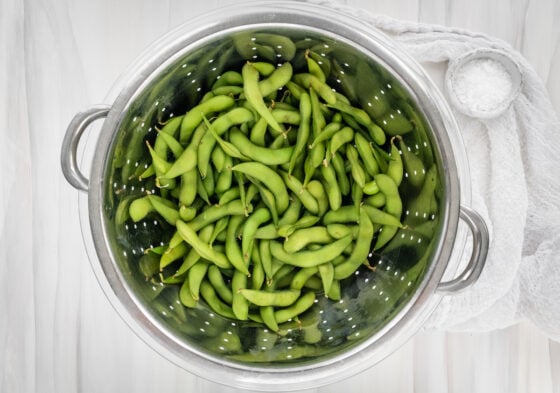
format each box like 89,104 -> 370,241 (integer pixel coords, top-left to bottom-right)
61,105 -> 110,192
437,206 -> 489,294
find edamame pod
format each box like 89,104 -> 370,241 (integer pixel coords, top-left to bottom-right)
242,62 -> 284,134
232,162 -> 290,213
180,95 -> 235,143
239,288 -> 300,307
270,235 -> 352,267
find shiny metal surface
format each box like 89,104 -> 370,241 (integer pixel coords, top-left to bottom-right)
60,105 -> 110,192
438,206 -> 490,294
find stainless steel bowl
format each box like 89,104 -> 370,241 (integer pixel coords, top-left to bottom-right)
61,2 -> 488,390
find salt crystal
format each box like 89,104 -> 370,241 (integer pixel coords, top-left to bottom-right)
452,57 -> 513,113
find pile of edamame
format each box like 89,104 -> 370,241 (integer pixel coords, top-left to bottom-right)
119,32 -> 427,333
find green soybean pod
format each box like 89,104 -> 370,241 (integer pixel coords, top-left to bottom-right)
212,70 -> 243,88
269,235 -> 352,268
201,161 -> 215,197
283,227 -> 333,253
277,197 -> 301,227
165,230 -> 183,252
252,62 -> 276,76
326,224 -> 359,239
232,162 -> 290,213
179,278 -> 198,308
292,73 -> 336,105
245,183 -> 260,212
322,205 -> 359,224
305,49 -> 326,82
197,108 -> 254,179
363,180 -> 380,195
365,192 -> 386,208
242,207 -> 271,264
285,80 -> 305,100
229,128 -> 294,165
288,92 -> 311,175
260,306 -> 279,332
249,116 -> 268,147
355,133 -> 380,177
218,187 -> 240,207
346,144 -> 366,188
176,220 -> 232,269
212,85 -> 244,96
259,239 -> 274,283
208,216 -> 230,246
308,121 -> 342,149
326,279 -> 341,301
334,209 -> 374,280
173,246 -> 201,279
362,204 -> 403,228
302,142 -> 324,187
129,196 -> 154,222
188,199 -> 247,232
155,125 -> 184,159
242,62 -> 284,134
188,261 -> 210,301
320,164 -> 342,211
215,163 -> 233,196
225,215 -> 251,276
199,280 -> 236,320
274,291 -> 316,324
147,195 -> 179,225
330,153 -> 350,197
375,173 -> 403,218
306,180 -> 329,217
373,224 -> 399,251
159,242 -> 188,271
254,183 -> 279,226
279,171 -> 319,215
232,270 -> 250,321
207,265 -> 233,304
387,137 -> 404,186
178,169 -> 198,207
271,108 -> 301,126
204,118 -> 247,160
254,224 -> 278,240
180,95 -> 235,143
146,141 -> 173,188
165,123 -> 207,180
251,245 -> 266,290
239,288 -> 300,307
309,87 -> 326,137
318,262 -> 334,295
258,62 -> 293,97
290,266 -> 319,290
153,115 -> 183,157
329,126 -> 354,158
211,145 -> 227,173
277,215 -> 320,238
328,99 -> 386,145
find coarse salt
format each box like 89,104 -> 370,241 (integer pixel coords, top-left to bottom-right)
451,57 -> 513,113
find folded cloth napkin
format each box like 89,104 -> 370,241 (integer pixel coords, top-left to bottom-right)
313,0 -> 560,340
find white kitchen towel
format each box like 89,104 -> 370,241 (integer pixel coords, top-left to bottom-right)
315,0 -> 560,340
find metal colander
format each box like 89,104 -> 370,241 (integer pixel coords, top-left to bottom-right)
61,2 -> 488,390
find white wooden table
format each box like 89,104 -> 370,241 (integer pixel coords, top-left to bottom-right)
1,0 -> 559,392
